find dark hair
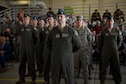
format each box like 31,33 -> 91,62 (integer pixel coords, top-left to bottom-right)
95,9 -> 98,11
117,9 -> 120,11
49,7 -> 52,10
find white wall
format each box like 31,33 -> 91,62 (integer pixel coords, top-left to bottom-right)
41,0 -> 126,20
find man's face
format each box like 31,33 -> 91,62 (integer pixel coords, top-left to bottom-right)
32,19 -> 38,26
24,16 -> 30,24
0,36 -> 6,43
106,19 -> 114,27
57,14 -> 66,24
76,19 -> 83,27
54,19 -> 58,27
47,17 -> 54,25
38,20 -> 45,25
119,25 -> 124,31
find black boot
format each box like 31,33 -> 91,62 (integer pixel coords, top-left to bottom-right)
84,78 -> 88,84
100,80 -> 105,84
74,79 -> 77,84
16,80 -> 25,84
31,80 -> 36,84
25,73 -> 31,77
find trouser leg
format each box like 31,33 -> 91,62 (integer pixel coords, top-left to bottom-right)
44,60 -> 50,82
74,54 -> 80,78
51,64 -> 60,84
0,55 -> 6,68
27,51 -> 36,81
19,55 -> 27,80
111,56 -> 121,84
99,55 -> 109,84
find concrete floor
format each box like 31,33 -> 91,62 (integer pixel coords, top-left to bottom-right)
0,62 -> 126,84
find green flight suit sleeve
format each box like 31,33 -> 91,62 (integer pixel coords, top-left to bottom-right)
72,29 -> 82,52
97,31 -> 103,52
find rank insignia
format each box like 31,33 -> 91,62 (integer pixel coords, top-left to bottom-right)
56,34 -> 60,38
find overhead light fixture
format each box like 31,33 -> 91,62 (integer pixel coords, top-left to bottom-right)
10,0 -> 29,5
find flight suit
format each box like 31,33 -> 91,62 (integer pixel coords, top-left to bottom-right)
43,27 -> 52,83
45,26 -> 81,84
98,27 -> 122,84
33,25 -> 44,76
18,24 -> 37,81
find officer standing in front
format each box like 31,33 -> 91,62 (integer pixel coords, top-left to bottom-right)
45,9 -> 81,84
16,13 -> 38,84
98,16 -> 122,84
74,16 -> 93,84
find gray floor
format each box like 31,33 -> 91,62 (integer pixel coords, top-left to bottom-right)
0,62 -> 126,84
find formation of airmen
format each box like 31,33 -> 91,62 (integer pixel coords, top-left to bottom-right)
0,8 -> 126,84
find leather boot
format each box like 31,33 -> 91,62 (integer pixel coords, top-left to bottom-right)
100,80 -> 105,84
84,78 -> 88,84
